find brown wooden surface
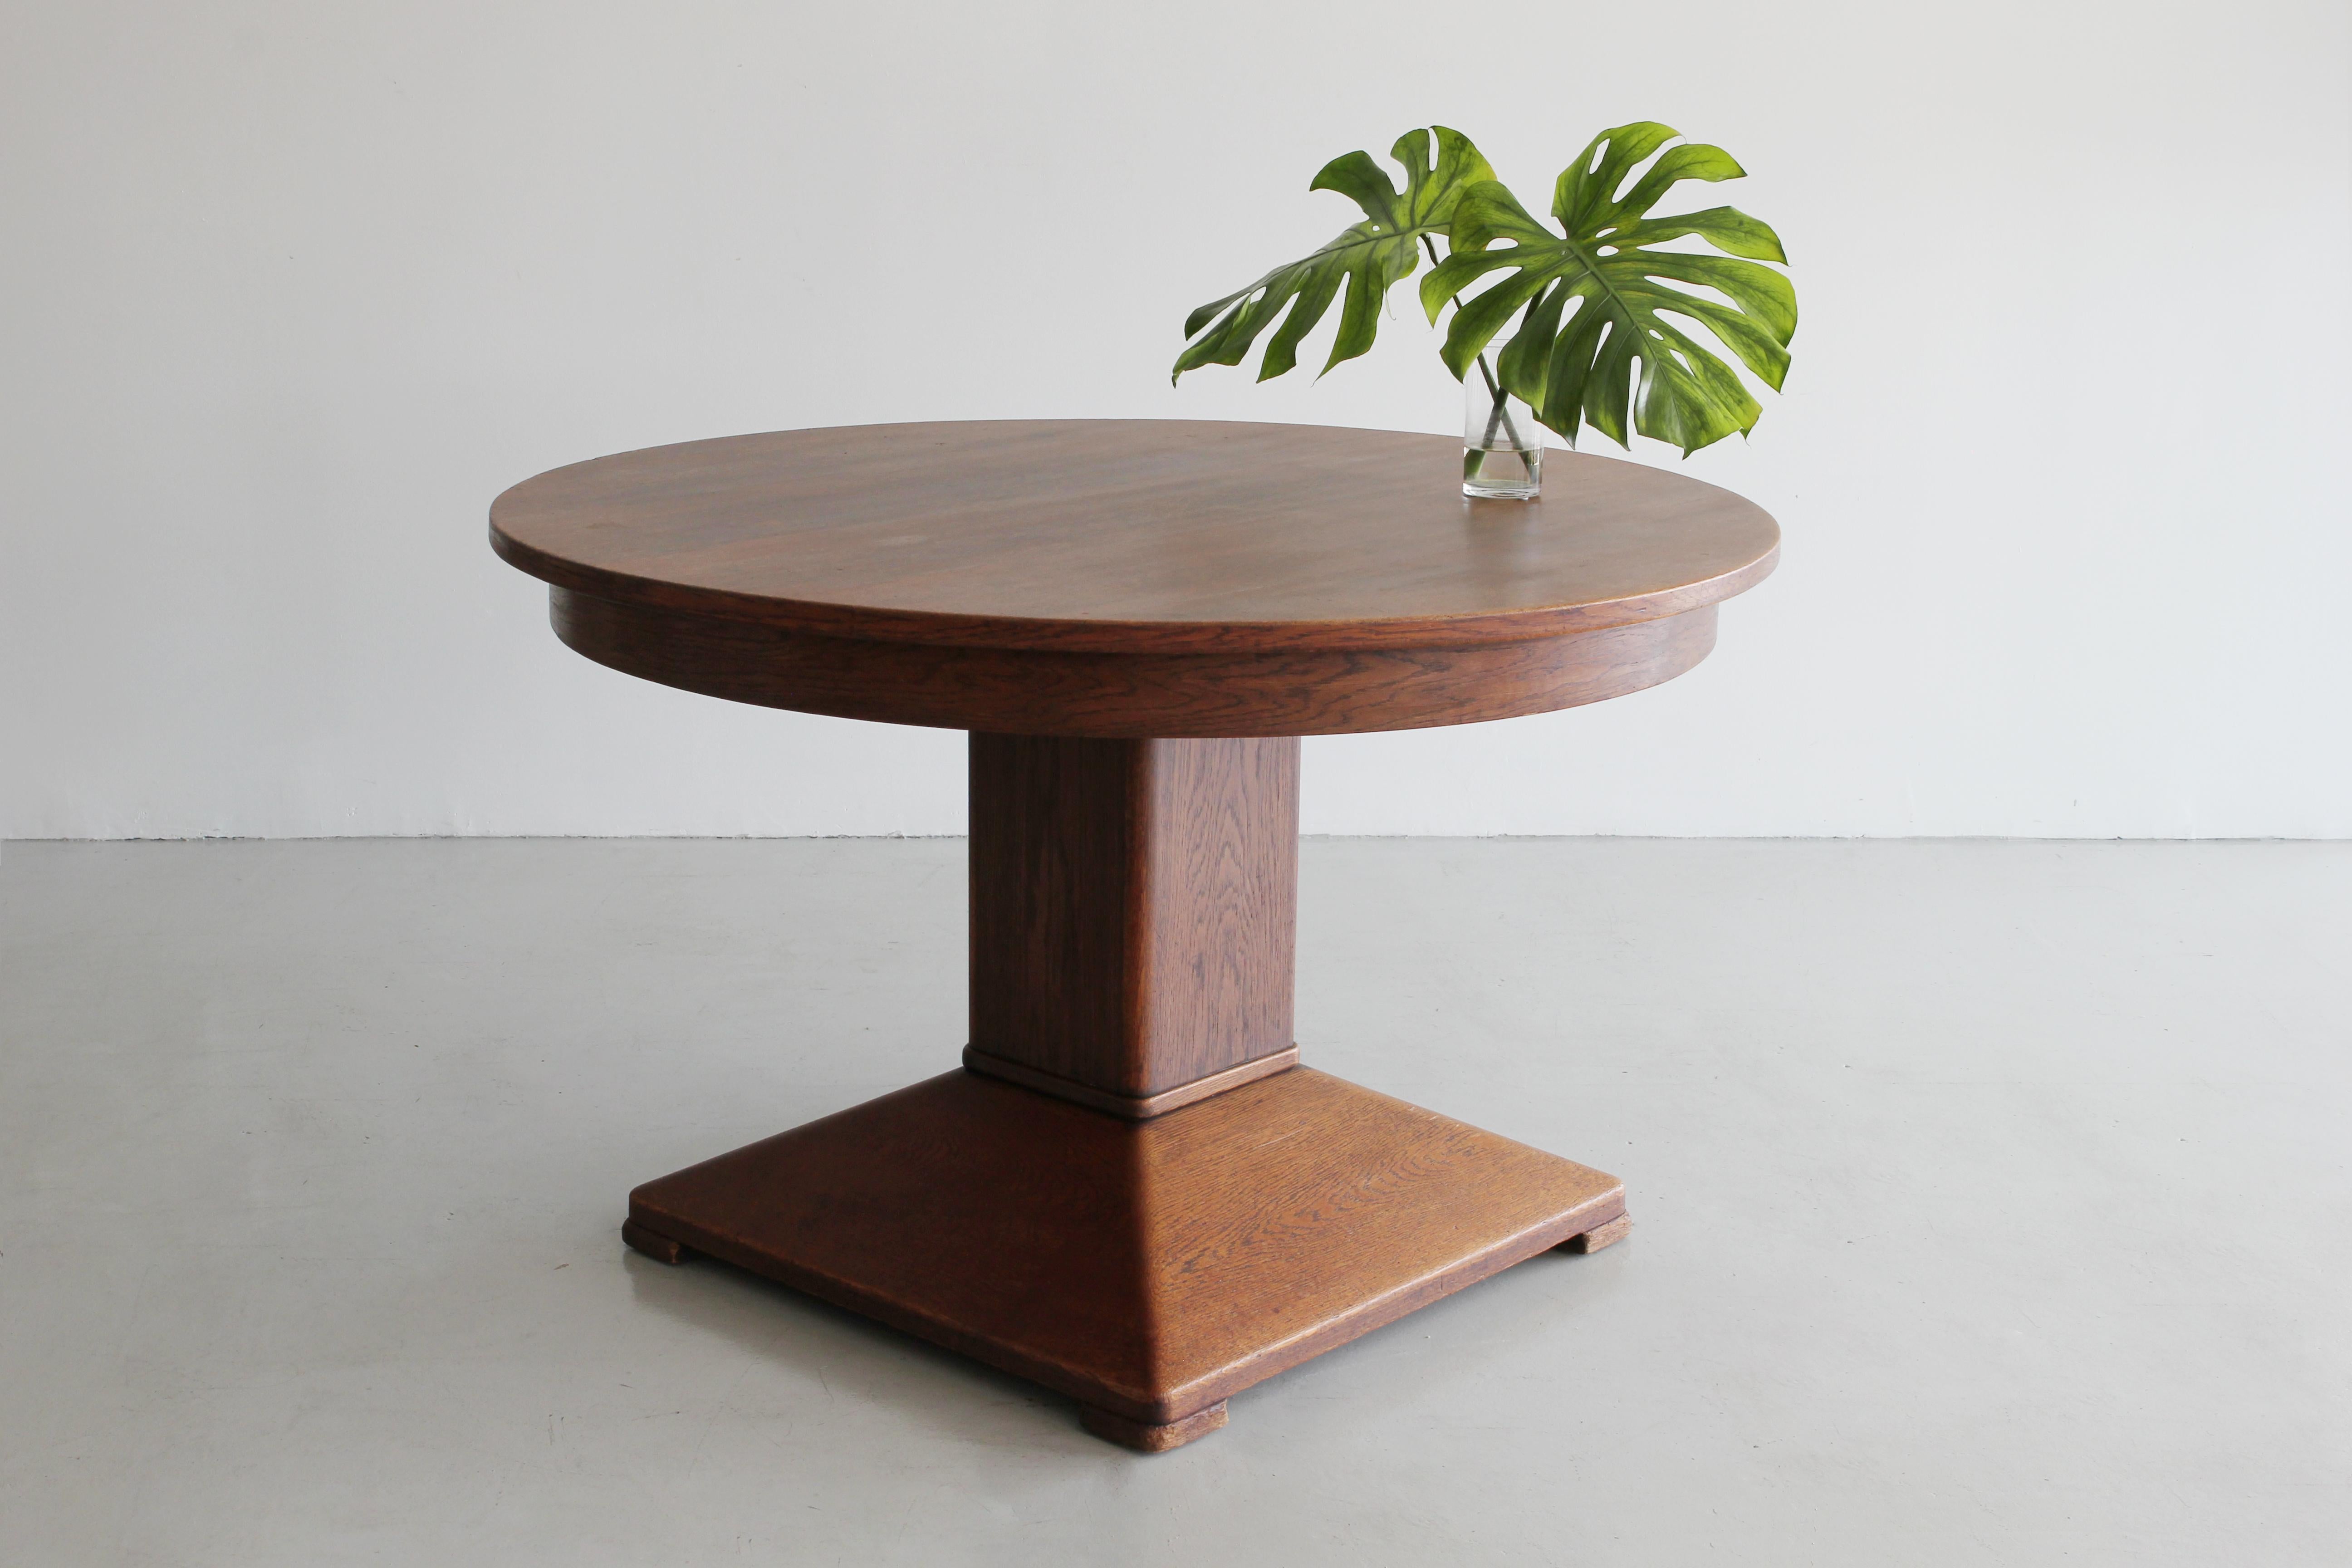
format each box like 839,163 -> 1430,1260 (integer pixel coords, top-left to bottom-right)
968,735 -> 1298,1101
494,421 -> 1779,654
961,1043 -> 1298,1119
508,421 -> 1776,739
626,1067 -> 1626,1433
1561,1213 -> 1634,1254
549,586 -> 1719,739
1079,1402 -> 1229,1454
619,1217 -> 688,1265
493,419 -> 1773,1447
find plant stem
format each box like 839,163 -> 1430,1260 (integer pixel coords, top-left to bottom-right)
1423,236 -> 1529,459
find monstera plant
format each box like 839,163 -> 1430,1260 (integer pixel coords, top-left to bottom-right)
1172,122 -> 1797,493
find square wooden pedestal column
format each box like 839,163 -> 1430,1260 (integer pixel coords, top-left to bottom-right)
624,734 -> 1629,1451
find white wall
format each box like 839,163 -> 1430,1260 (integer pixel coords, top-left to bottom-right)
4,0 -> 2347,840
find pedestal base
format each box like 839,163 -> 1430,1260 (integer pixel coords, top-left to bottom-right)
624,1066 -> 1625,1449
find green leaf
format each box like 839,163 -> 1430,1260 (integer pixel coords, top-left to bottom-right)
1418,122 -> 1798,455
1173,127 -> 1494,384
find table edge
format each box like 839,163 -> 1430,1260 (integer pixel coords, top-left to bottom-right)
487,423 -> 1781,655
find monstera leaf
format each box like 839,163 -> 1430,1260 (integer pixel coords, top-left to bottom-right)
1173,127 -> 1493,384
1418,122 -> 1797,454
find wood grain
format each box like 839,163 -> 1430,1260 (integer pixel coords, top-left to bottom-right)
960,1044 -> 1299,1119
625,1067 -> 1627,1433
494,421 -> 1779,656
549,587 -> 1719,739
494,419 -> 1774,1446
968,734 -> 1298,1100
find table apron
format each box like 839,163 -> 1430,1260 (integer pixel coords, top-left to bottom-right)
548,588 -> 1720,738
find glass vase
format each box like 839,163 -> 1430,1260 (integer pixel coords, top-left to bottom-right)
1462,362 -> 1543,500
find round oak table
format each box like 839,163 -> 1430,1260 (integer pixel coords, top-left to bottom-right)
490,419 -> 1778,1452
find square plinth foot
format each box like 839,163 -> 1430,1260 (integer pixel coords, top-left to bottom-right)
1081,1400 -> 1228,1453
1558,1213 -> 1633,1254
622,1217 -> 692,1264
627,1066 -> 1623,1426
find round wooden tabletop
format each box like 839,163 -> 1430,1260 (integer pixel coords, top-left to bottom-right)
491,420 -> 1779,738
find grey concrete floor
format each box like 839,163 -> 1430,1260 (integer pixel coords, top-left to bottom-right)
2,838 -> 2347,1565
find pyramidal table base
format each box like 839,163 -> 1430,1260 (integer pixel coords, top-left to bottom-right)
622,1066 -> 1629,1450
